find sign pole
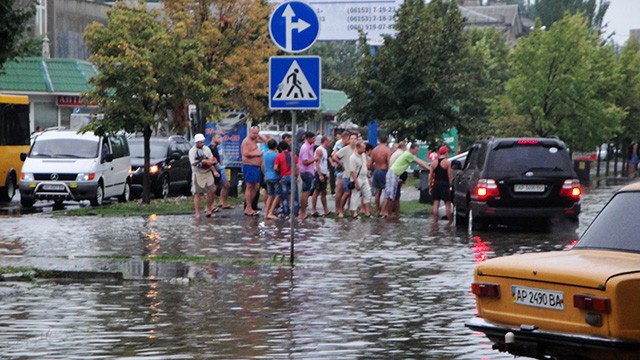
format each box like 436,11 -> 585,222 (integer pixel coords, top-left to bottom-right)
290,110 -> 296,266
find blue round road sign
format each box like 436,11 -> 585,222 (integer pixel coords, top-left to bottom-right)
269,1 -> 320,53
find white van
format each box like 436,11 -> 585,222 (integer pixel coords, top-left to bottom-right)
19,130 -> 131,207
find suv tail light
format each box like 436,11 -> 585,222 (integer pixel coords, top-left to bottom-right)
574,294 -> 610,313
475,179 -> 500,200
560,179 -> 581,200
471,282 -> 500,298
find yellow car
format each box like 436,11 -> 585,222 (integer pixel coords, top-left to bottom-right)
466,182 -> 640,360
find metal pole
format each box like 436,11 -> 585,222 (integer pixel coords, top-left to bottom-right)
290,110 -> 296,266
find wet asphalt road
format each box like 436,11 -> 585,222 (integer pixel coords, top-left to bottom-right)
0,180 -> 631,359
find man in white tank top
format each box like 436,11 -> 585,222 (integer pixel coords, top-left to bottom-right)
311,136 -> 331,217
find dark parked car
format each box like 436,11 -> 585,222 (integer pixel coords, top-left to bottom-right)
452,137 -> 581,230
129,136 -> 192,198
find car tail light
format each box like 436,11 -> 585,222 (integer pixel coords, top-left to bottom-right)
574,294 -> 610,313
560,179 -> 581,200
475,179 -> 500,200
471,282 -> 500,298
517,139 -> 538,145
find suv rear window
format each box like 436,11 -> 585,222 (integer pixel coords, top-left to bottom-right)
577,192 -> 640,253
486,145 -> 572,173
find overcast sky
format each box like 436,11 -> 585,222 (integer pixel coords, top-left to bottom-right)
603,0 -> 640,45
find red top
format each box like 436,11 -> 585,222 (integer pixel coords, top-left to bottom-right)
275,151 -> 298,177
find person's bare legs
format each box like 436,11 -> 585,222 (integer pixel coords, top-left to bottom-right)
206,188 -> 215,216
334,177 -> 343,216
375,189 -> 382,216
433,199 -> 440,222
320,190 -> 329,215
220,181 -> 232,208
245,183 -> 260,214
445,201 -> 453,223
299,190 -> 310,220
194,193 -> 202,219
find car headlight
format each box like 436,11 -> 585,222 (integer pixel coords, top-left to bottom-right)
150,165 -> 159,174
76,173 -> 96,181
21,172 -> 34,182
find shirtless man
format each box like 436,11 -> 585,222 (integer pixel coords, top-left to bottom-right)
370,133 -> 391,216
241,127 -> 263,216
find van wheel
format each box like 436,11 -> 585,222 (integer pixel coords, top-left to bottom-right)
0,173 -> 16,202
155,175 -> 170,199
20,194 -> 35,208
91,183 -> 104,206
118,182 -> 130,203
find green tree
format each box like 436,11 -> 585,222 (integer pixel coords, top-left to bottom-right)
533,0 -> 610,34
84,2 -> 192,204
304,40 -> 359,90
164,0 -> 275,132
616,38 -> 640,145
459,27 -> 510,148
499,14 -> 624,150
0,0 -> 36,73
341,0 -> 469,141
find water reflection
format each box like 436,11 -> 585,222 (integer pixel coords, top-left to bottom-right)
0,184 -> 624,358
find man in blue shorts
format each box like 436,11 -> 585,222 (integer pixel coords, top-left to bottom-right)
241,127 -> 263,216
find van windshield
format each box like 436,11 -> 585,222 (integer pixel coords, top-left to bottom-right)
30,138 -> 99,159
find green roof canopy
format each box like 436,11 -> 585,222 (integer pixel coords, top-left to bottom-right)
0,57 -> 97,94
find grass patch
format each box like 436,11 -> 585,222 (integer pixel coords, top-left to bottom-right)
400,199 -> 432,214
0,266 -> 34,275
142,255 -> 288,266
58,195 -> 245,217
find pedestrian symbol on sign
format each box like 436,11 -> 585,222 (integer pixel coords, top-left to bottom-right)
273,60 -> 317,101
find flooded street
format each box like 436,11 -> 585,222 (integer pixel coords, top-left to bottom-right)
0,182 -> 625,359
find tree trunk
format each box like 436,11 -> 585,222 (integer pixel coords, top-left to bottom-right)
142,125 -> 152,204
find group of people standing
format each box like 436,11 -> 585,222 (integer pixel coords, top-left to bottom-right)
189,127 -> 455,223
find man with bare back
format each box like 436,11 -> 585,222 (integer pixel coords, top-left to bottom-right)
370,133 -> 391,216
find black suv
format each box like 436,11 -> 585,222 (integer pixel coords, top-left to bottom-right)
129,136 -> 192,198
452,137 -> 581,230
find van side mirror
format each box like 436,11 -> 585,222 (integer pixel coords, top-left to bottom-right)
20,153 -> 27,162
451,160 -> 462,170
103,153 -> 114,163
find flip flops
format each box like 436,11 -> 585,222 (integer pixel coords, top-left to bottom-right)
244,211 -> 260,217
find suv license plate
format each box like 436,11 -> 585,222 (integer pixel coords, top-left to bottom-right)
514,184 -> 545,192
512,285 -> 564,310
41,184 -> 65,191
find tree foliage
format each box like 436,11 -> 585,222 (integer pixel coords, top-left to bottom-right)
341,0 -> 469,141
497,14 -> 624,151
164,0 -> 275,132
0,0 -> 36,74
304,40 -> 359,90
458,27 -> 510,148
616,38 -> 640,144
533,0 -> 610,34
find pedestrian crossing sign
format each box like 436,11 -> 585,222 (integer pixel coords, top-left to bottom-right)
269,56 -> 321,110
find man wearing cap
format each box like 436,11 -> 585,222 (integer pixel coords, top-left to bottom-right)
189,133 -> 218,219
428,145 -> 454,223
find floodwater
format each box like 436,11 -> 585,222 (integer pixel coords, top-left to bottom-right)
0,183 -> 624,359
